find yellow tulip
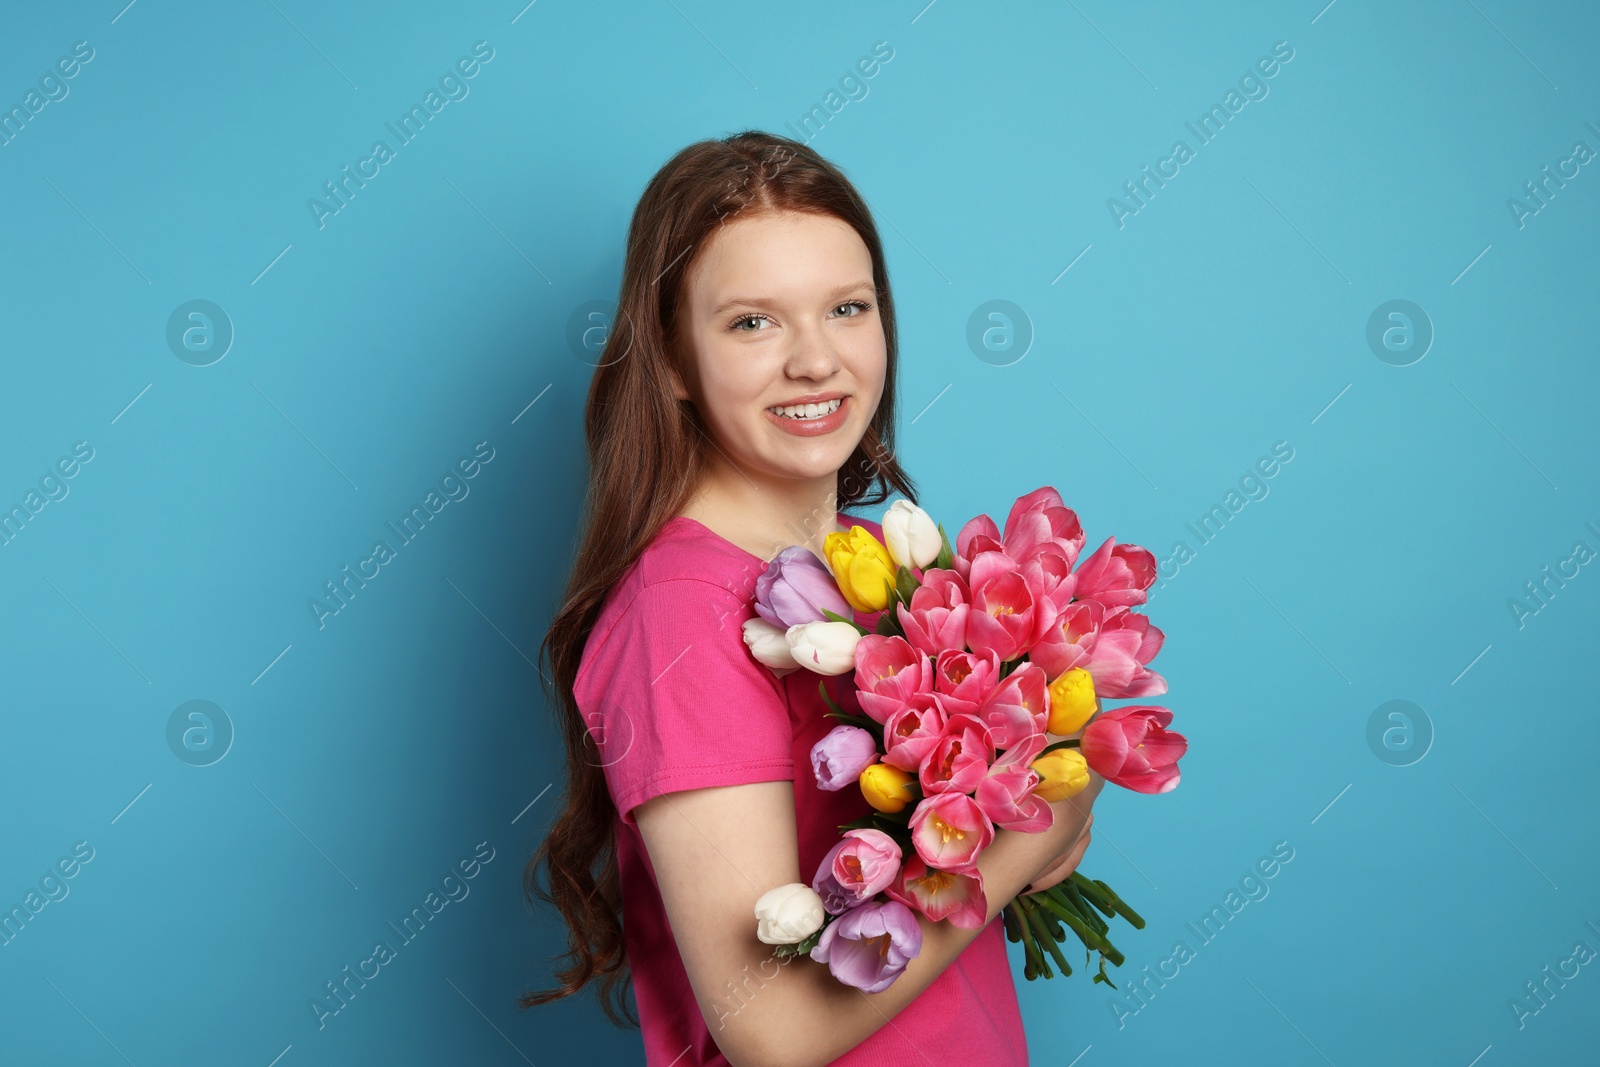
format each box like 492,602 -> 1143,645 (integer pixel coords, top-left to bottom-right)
1031,749 -> 1090,802
824,526 -> 896,613
1046,668 -> 1098,735
859,762 -> 915,813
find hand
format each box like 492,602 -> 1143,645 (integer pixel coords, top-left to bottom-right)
1023,765 -> 1104,894
1024,812 -> 1093,894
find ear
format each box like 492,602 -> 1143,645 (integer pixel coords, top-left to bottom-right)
667,363 -> 691,402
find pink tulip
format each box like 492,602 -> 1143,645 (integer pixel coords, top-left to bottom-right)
812,828 -> 904,915
1072,536 -> 1157,608
999,486 -> 1086,570
881,695 -> 948,773
896,568 -> 972,656
810,725 -> 880,792
964,552 -> 1058,662
809,899 -> 922,993
952,487 -> 1085,581
974,661 -> 1049,750
1031,600 -> 1167,699
888,855 -> 988,930
1080,705 -> 1186,794
1089,608 -> 1168,698
909,792 -> 994,873
853,635 -> 933,725
931,647 -> 1002,716
1030,598 -> 1103,681
952,514 -> 1003,582
974,729 -> 1054,833
918,713 -> 995,796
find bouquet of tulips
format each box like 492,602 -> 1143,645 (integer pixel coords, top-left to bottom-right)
741,488 -> 1186,993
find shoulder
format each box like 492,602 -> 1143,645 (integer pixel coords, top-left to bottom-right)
575,519 -> 765,692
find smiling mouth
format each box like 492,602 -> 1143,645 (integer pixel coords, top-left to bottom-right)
767,397 -> 844,420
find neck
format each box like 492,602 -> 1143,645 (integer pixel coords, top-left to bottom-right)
680,456 -> 851,563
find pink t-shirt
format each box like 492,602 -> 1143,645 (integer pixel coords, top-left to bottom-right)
575,513 -> 1029,1067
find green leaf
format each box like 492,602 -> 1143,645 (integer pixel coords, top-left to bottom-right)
895,564 -> 920,604
772,925 -> 826,958
819,608 -> 870,636
933,523 -> 954,571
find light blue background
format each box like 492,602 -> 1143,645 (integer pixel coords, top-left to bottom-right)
2,1 -> 1596,1064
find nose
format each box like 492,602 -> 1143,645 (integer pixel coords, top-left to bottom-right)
784,318 -> 842,381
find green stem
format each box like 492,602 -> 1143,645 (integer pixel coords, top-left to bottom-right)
1038,737 -> 1081,755
1007,900 -> 1048,978
1066,875 -> 1115,921
1076,873 -> 1147,930
1023,898 -> 1073,977
1060,882 -> 1110,936
1017,899 -> 1055,978
1033,893 -> 1124,967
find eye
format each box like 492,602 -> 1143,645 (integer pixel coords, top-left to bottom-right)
833,299 -> 873,318
729,313 -> 773,332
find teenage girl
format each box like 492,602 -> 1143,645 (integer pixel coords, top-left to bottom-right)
520,130 -> 1103,1067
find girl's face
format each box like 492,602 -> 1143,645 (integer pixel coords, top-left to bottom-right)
672,209 -> 887,486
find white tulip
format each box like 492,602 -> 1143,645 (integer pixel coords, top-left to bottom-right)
785,621 -> 860,676
743,618 -> 800,677
882,500 -> 942,570
754,883 -> 826,945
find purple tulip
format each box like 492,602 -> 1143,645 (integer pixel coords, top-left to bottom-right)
754,546 -> 852,628
810,726 -> 879,792
809,899 -> 923,993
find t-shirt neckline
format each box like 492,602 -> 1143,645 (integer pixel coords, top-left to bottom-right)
666,512 -> 872,565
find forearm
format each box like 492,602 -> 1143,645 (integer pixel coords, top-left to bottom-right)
733,787 -> 1098,1067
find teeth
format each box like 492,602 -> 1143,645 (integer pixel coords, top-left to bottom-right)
768,397 -> 842,420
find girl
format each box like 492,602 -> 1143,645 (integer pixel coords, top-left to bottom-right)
521,131 -> 1103,1066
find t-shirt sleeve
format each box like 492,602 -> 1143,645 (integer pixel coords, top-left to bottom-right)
577,578 -> 795,827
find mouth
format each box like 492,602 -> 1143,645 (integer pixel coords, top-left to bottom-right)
764,394 -> 849,437
766,397 -> 844,420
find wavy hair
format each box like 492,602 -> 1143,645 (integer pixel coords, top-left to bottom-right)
518,129 -> 917,1025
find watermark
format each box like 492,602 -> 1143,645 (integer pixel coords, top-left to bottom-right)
783,41 -> 894,144
309,840 -> 496,1029
1107,41 -> 1295,230
0,440 -> 95,550
1154,441 -> 1294,589
568,300 -> 618,365
0,841 -> 96,949
1508,521 -> 1598,630
166,700 -> 235,767
1365,300 -> 1433,366
0,40 -> 95,149
966,300 -> 1034,367
1109,840 -> 1295,1028
1365,699 -> 1433,767
307,41 -> 496,230
166,300 -> 234,366
308,441 -> 496,630
1507,120 -> 1598,230
1507,919 -> 1599,1030
711,941 -> 805,1030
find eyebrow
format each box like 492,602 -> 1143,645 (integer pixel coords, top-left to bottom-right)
710,280 -> 875,317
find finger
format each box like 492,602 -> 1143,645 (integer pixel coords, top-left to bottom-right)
1027,829 -> 1092,893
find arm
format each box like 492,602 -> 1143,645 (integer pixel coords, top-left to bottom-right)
634,771 -> 1106,1067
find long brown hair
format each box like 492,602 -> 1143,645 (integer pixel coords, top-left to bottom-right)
518,130 -> 918,1024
